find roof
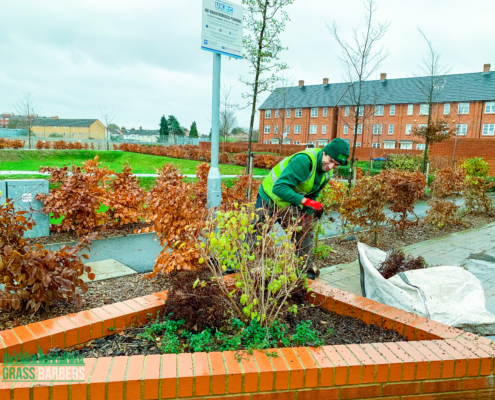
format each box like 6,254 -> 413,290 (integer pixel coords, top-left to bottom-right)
32,118 -> 98,127
259,71 -> 495,109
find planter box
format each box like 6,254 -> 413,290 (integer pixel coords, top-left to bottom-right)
44,232 -> 162,273
1,281 -> 495,399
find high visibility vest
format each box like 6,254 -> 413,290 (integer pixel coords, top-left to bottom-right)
261,148 -> 333,208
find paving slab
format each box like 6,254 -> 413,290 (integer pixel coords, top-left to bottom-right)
82,259 -> 137,283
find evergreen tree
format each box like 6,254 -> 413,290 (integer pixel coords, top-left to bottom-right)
159,115 -> 169,136
168,115 -> 184,136
189,121 -> 198,138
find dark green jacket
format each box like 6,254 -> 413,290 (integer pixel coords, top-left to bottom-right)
259,151 -> 329,212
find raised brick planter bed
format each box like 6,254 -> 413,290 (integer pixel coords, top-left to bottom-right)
1,281 -> 495,399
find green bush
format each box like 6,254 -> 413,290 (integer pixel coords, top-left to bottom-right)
335,166 -> 381,178
384,153 -> 423,172
460,158 -> 489,177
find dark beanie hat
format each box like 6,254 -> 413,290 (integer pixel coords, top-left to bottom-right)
322,138 -> 350,166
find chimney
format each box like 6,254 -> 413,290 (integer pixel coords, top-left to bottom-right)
299,80 -> 304,87
323,78 -> 329,85
484,64 -> 491,73
380,73 -> 387,81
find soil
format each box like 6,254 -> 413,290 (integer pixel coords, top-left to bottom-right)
47,302 -> 407,358
25,221 -> 154,246
0,273 -> 172,331
314,213 -> 495,269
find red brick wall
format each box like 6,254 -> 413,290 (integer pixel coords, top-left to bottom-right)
260,101 -> 495,149
431,138 -> 495,173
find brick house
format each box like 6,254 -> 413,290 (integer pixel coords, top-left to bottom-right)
258,64 -> 495,151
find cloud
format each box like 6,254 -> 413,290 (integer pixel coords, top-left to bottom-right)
1,0 -> 493,133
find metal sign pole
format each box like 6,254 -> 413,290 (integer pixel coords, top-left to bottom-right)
207,52 -> 222,208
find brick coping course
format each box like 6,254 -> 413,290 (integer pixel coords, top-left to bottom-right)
0,281 -> 494,399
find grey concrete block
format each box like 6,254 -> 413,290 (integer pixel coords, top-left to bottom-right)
6,180 -> 49,238
0,181 -> 6,205
82,259 -> 137,282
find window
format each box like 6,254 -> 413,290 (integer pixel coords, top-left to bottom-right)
271,139 -> 279,144
264,140 -> 270,144
375,105 -> 384,116
384,142 -> 395,149
417,144 -> 426,150
458,103 -> 470,114
343,125 -> 348,134
345,107 -> 350,116
274,125 -> 278,134
309,125 -> 317,134
287,109 -> 291,118
372,143 -> 381,148
418,124 -> 427,130
317,139 -> 328,147
355,106 -> 364,116
405,124 -> 412,135
482,124 -> 495,136
400,142 -> 413,150
407,104 -> 413,115
286,125 -> 290,133
294,141 -> 300,145
283,138 -> 291,144
444,103 -> 450,114
388,124 -> 394,135
419,104 -> 429,115
311,108 -> 318,117
322,125 -> 327,134
456,124 -> 467,136
373,124 -> 382,135
295,109 -> 302,118
357,124 -> 362,134
355,142 -> 361,147
390,105 -> 395,116
485,102 -> 495,113
265,110 -> 271,118
308,142 -> 316,148
323,107 -> 328,117
275,110 -> 279,118
264,125 -> 270,134
294,125 -> 301,134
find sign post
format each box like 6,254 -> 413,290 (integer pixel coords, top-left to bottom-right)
201,0 -> 243,208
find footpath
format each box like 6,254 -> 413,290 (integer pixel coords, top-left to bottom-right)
318,222 -> 495,338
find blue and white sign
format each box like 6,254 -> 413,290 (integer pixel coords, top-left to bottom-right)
201,0 -> 243,59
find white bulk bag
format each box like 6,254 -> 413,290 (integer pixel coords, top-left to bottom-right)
358,242 -> 495,336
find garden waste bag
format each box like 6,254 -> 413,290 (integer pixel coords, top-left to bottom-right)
357,242 -> 495,336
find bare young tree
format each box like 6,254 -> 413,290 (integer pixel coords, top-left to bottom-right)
329,0 -> 390,188
219,86 -> 238,152
412,28 -> 452,173
450,100 -> 470,168
99,104 -> 116,150
240,0 -> 294,198
271,73 -> 294,155
13,90 -> 38,149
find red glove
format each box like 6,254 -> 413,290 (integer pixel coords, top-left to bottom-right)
303,199 -> 323,219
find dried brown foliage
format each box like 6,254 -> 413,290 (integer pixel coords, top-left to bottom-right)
340,175 -> 389,246
36,156 -> 114,235
380,170 -> 426,234
378,249 -> 427,280
103,163 -> 147,227
0,138 -> 25,149
0,200 -> 96,312
411,119 -> 457,145
426,168 -> 466,226
161,269 -> 229,331
464,176 -> 495,215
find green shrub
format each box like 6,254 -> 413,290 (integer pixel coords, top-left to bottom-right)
384,153 -> 423,172
460,158 -> 489,177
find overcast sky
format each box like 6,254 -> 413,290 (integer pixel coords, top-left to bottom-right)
1,0 -> 493,134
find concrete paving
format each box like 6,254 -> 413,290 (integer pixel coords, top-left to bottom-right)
317,222 -> 495,338
82,259 -> 137,283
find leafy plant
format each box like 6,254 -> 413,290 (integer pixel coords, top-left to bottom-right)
36,156 -> 114,235
378,249 -> 427,279
380,169 -> 426,236
384,153 -> 423,172
198,204 -> 310,328
103,162 -> 146,227
460,158 -> 489,177
292,321 -> 324,346
0,200 -> 96,312
313,244 -> 333,260
463,176 -> 495,215
320,180 -> 347,211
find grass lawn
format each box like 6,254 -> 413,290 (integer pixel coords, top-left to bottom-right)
0,150 -> 269,176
